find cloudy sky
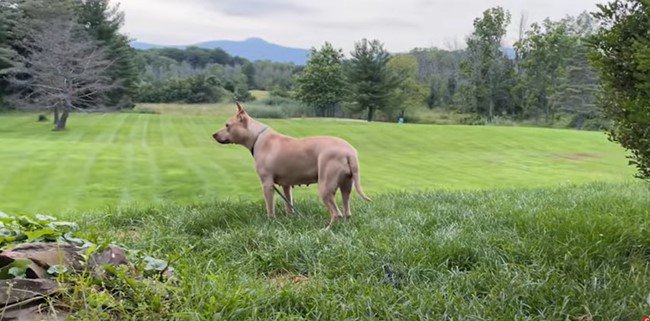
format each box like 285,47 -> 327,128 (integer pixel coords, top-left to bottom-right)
117,0 -> 603,52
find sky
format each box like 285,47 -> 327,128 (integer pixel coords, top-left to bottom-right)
117,0 -> 603,52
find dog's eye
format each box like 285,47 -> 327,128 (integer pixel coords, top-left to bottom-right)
225,124 -> 229,128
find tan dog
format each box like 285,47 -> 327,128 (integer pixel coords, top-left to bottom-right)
213,103 -> 370,228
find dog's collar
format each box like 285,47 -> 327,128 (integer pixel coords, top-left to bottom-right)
249,127 -> 269,157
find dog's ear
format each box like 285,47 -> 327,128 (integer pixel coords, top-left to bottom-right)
236,102 -> 246,115
237,112 -> 248,124
236,104 -> 248,125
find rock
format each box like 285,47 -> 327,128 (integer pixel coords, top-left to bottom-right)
0,243 -> 84,274
88,245 -> 129,267
0,279 -> 64,321
1,304 -> 68,321
0,279 -> 59,305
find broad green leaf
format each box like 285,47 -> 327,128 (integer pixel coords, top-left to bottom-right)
0,259 -> 31,279
8,266 -> 26,278
18,216 -> 40,228
63,232 -> 92,247
49,221 -> 79,231
143,256 -> 168,271
47,265 -> 68,276
35,214 -> 56,222
24,228 -> 60,241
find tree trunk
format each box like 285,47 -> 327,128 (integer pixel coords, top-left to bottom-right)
543,97 -> 550,124
55,105 -> 70,130
488,99 -> 494,122
367,107 -> 374,122
53,106 -> 59,125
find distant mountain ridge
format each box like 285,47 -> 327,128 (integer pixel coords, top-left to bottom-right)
130,37 -> 309,65
130,37 -> 517,65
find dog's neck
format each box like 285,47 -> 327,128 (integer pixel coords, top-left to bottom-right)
244,119 -> 269,155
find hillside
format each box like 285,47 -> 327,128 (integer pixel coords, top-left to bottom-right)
131,37 -> 309,65
0,107 -> 632,214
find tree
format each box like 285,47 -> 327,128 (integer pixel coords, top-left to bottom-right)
410,48 -> 463,109
242,62 -> 256,89
75,0 -> 138,108
346,39 -> 398,122
515,19 -> 573,122
252,60 -> 298,91
426,79 -> 438,109
460,7 -> 512,120
0,2 -> 15,71
9,14 -> 116,130
552,16 -> 600,128
387,54 -> 428,119
591,0 -> 650,179
0,2 -> 17,108
295,42 -> 345,117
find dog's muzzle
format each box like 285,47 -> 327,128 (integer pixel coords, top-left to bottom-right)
213,133 -> 229,144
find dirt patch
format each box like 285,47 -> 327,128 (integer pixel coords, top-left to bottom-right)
559,153 -> 600,161
267,272 -> 308,288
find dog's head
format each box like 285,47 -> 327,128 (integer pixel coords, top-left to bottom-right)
213,103 -> 250,145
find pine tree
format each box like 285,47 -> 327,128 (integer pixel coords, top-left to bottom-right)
75,0 -> 138,108
346,39 -> 398,122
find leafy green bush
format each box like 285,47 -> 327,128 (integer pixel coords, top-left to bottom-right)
136,74 -> 228,104
261,95 -> 296,106
458,114 -> 487,125
591,0 -> 650,179
244,105 -> 286,119
0,213 -> 180,320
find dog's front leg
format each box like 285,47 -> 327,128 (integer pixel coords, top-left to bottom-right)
262,181 -> 276,218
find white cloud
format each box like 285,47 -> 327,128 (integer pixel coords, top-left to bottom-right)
116,0 -> 603,52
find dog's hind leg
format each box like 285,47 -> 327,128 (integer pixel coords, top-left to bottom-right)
340,176 -> 353,218
282,185 -> 294,215
318,163 -> 343,229
320,185 -> 341,229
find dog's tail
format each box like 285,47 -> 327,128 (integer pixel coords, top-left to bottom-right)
347,154 -> 371,201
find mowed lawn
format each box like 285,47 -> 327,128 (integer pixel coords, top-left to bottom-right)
0,109 -> 633,214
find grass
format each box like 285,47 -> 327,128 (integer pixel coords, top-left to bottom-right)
0,108 -> 633,214
0,106 -> 647,319
67,182 -> 650,320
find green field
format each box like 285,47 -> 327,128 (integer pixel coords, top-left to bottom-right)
0,109 -> 632,214
0,108 -> 648,320
73,183 -> 650,320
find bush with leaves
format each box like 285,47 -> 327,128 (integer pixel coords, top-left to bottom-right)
591,0 -> 650,179
0,212 -> 182,320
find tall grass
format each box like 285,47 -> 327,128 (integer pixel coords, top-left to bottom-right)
67,182 -> 650,320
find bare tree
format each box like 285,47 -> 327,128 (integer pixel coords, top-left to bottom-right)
9,16 -> 117,130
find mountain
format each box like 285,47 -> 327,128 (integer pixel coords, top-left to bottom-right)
130,37 -> 309,65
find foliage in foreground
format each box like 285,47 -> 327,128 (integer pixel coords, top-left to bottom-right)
0,212 -> 178,320
591,0 -> 650,180
70,183 -> 650,320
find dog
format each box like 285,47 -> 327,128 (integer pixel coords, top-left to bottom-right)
213,103 -> 370,228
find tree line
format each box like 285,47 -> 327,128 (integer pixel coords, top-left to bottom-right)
134,47 -> 300,104
293,3 -> 647,180
0,1 -> 607,128
0,0 -> 646,179
0,0 -> 301,127
295,9 -> 603,128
